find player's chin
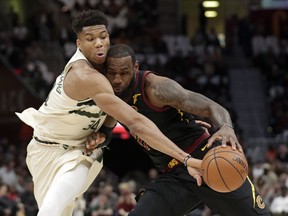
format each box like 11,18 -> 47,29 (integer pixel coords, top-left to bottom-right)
94,55 -> 106,64
114,92 -> 122,96
114,89 -> 123,96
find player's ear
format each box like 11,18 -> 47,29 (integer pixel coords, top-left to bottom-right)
76,38 -> 80,48
134,60 -> 139,71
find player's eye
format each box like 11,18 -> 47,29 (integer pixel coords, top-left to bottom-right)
86,37 -> 93,41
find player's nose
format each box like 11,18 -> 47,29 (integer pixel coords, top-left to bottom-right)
113,74 -> 122,83
94,38 -> 103,48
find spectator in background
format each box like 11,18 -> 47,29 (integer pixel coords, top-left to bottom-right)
116,181 -> 136,216
0,161 -> 19,190
270,185 -> 288,215
88,183 -> 118,215
90,193 -> 113,216
20,181 -> 38,216
276,144 -> 288,164
0,184 -> 19,216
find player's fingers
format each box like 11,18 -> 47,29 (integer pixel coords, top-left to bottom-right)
86,140 -> 96,149
86,133 -> 101,149
195,120 -> 211,129
97,136 -> 106,145
236,142 -> 243,153
206,135 -> 221,148
227,137 -> 243,152
194,174 -> 202,186
86,136 -> 106,150
90,132 -> 98,139
86,134 -> 96,148
187,167 -> 202,186
228,138 -> 237,150
221,137 -> 228,147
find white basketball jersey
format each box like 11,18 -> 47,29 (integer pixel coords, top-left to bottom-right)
16,49 -> 107,146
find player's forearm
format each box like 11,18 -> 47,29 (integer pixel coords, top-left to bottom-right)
208,104 -> 233,129
183,92 -> 233,129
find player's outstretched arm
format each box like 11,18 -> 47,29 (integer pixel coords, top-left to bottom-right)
145,73 -> 242,152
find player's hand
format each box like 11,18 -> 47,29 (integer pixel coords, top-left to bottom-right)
85,131 -> 106,154
195,120 -> 211,131
186,157 -> 203,186
206,124 -> 243,152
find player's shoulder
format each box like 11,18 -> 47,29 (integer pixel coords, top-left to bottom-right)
145,71 -> 170,84
144,71 -> 158,82
70,60 -> 105,81
65,61 -> 111,99
70,60 -> 94,73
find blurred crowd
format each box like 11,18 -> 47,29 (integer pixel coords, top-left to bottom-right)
0,0 -> 288,215
251,27 -> 288,141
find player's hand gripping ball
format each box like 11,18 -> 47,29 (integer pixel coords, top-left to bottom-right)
201,146 -> 248,193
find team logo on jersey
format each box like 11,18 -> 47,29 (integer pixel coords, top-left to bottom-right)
168,159 -> 179,169
201,144 -> 208,151
132,93 -> 141,104
256,195 -> 265,209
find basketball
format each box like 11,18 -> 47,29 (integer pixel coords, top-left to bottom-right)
201,146 -> 248,193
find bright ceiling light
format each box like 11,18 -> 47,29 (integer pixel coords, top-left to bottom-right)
204,11 -> 218,18
203,1 -> 220,8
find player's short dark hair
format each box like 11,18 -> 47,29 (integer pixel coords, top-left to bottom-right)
106,44 -> 136,65
72,9 -> 108,34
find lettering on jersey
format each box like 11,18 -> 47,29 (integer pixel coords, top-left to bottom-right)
56,73 -> 65,94
44,82 -> 57,106
132,93 -> 141,105
130,132 -> 150,151
83,119 -> 101,130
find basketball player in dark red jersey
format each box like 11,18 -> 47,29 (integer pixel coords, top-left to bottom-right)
97,44 -> 269,216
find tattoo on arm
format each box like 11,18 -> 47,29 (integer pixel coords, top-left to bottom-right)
147,78 -> 221,119
149,78 -> 184,104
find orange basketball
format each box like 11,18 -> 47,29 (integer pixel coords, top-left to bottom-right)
201,146 -> 248,193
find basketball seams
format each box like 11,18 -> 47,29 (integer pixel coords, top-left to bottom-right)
215,156 -> 246,181
201,150 -> 215,164
205,159 -> 214,187
201,146 -> 248,193
214,156 -> 231,192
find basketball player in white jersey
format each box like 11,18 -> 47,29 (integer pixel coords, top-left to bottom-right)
16,9 -> 203,216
